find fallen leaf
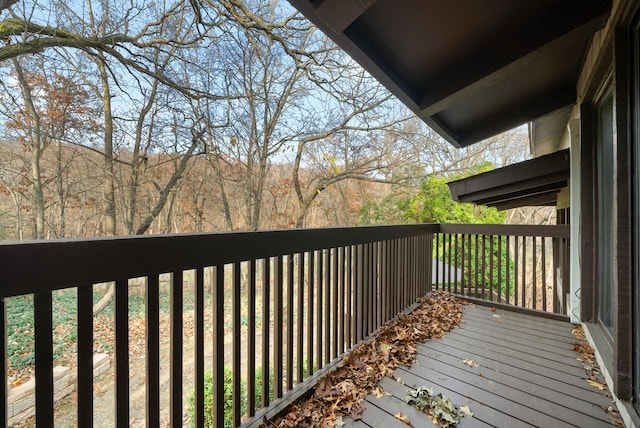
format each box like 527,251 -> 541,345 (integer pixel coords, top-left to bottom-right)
459,405 -> 473,417
463,359 -> 479,368
372,387 -> 384,398
602,406 -> 620,417
334,416 -> 345,427
490,307 -> 497,312
587,379 -> 606,390
492,314 -> 501,318
262,291 -> 465,427
394,412 -> 414,426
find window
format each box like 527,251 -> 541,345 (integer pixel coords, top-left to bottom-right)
596,86 -> 615,336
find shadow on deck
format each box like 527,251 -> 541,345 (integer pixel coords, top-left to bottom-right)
348,305 -> 617,428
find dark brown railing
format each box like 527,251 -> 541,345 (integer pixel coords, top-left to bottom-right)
432,224 -> 570,314
0,223 -> 569,427
0,224 -> 435,428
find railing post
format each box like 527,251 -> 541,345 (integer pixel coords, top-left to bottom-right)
146,275 -> 160,427
77,285 -> 94,427
338,247 -> 345,356
427,233 -> 433,293
306,252 -> 314,377
248,261 -> 257,416
514,236 -> 519,307
324,249 -> 331,363
170,273 -> 183,428
195,269 -> 206,428
497,237 -> 503,303
522,237 -> 527,307
274,255 -> 284,399
316,250 -> 323,368
296,253 -> 304,383
355,244 -> 363,343
214,265 -> 225,427
287,254 -> 295,391
346,246 -> 353,349
435,233 -> 440,290
114,279 -> 129,428
0,298 -> 5,428
233,262 -> 242,425
481,235 -> 486,300
532,237 -> 537,310
332,248 -> 339,359
542,238 -> 547,312
505,236 -> 510,304
34,291 -> 54,426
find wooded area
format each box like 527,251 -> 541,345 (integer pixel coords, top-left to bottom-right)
0,0 -> 532,242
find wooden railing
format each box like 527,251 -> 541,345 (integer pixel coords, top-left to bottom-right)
0,224 -> 436,427
432,224 -> 570,315
0,223 -> 569,427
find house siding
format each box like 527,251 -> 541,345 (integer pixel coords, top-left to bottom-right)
564,0 -> 640,422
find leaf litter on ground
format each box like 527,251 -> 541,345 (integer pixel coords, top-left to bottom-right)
261,291 -> 464,427
571,325 -> 624,427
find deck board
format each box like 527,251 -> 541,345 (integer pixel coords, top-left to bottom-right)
350,305 -> 619,427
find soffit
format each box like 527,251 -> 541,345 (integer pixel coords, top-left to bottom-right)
289,0 -> 611,147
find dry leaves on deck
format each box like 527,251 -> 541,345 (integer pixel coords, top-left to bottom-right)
571,325 -> 624,427
571,326 -> 602,386
404,386 -> 468,428
261,291 -> 464,428
462,359 -> 479,368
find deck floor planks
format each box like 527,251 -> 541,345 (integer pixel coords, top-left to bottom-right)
464,307 -> 572,332
346,305 -> 617,427
447,327 -> 582,366
452,319 -> 580,359
443,330 -> 586,376
459,313 -> 576,344
431,334 -> 592,391
417,339 -> 608,405
411,351 -> 610,426
358,395 -> 411,428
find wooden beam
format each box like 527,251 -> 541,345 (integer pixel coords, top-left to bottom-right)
448,149 -> 570,201
419,11 -> 610,116
468,179 -> 568,206
315,0 -> 376,34
490,191 -> 560,211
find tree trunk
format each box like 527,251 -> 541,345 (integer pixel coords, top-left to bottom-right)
93,56 -> 116,316
98,57 -> 116,237
13,59 -> 45,239
55,139 -> 66,237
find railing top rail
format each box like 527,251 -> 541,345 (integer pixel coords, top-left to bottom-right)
0,224 -> 438,298
438,223 -> 570,238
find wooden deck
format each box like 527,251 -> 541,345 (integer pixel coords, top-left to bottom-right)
349,305 -> 619,427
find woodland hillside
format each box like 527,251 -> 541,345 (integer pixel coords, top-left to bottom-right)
0,0 -> 537,241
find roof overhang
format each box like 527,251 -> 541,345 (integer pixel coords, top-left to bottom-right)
288,0 -> 611,148
447,149 -> 570,210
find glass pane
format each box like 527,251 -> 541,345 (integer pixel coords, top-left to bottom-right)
597,90 -> 615,334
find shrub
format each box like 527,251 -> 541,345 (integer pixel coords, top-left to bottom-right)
189,366 -> 273,428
